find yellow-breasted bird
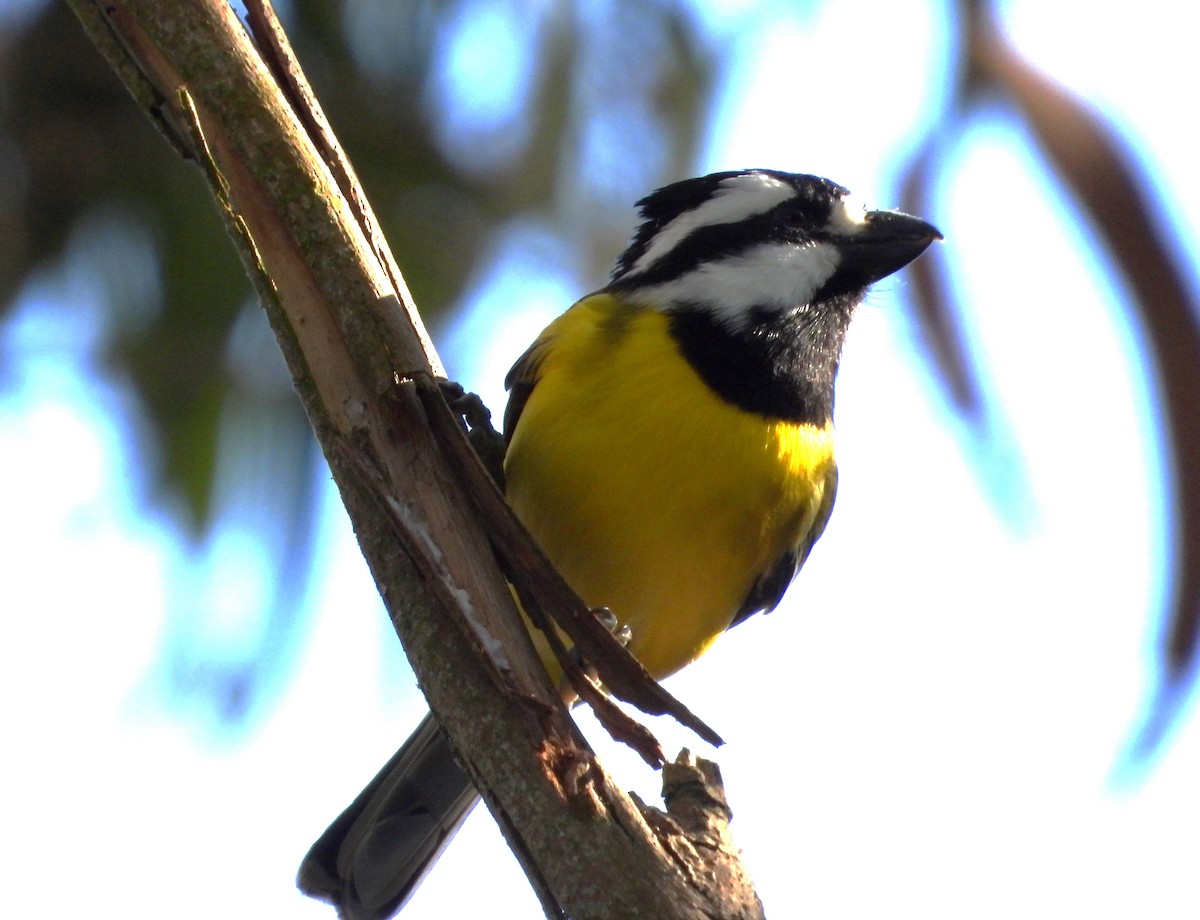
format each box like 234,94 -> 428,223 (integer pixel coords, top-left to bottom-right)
298,169 -> 941,918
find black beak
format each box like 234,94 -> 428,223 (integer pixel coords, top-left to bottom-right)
824,209 -> 941,297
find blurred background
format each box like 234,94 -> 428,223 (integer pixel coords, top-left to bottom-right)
3,0 -> 1199,916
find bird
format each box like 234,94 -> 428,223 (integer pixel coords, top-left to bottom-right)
298,168 -> 941,919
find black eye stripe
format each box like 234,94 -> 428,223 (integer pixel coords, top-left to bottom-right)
613,171 -> 849,282
609,214 -> 789,291
610,200 -> 838,292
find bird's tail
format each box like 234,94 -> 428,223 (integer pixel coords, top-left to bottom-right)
298,713 -> 479,920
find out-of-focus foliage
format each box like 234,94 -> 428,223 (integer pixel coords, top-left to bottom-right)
1,0 -> 709,528
5,0 -> 711,727
2,2 -> 250,526
903,0 -> 1200,753
8,0 -> 1198,752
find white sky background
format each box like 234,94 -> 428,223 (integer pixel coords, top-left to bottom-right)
2,0 -> 1199,917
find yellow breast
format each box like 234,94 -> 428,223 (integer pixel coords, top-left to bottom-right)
504,295 -> 836,679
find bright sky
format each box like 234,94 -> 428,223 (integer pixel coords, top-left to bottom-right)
3,1 -> 1199,918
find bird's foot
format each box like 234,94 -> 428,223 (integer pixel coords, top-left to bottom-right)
436,378 -> 506,486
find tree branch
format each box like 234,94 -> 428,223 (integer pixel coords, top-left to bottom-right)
68,1 -> 764,916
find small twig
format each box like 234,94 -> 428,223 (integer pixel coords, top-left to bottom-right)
649,752 -> 764,920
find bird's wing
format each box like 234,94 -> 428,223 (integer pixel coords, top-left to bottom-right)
729,463 -> 839,628
502,328 -> 556,444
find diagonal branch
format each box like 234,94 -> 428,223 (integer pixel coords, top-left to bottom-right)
68,1 -> 761,917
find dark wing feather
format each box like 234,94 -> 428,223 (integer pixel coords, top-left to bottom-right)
502,334 -> 554,444
729,464 -> 839,628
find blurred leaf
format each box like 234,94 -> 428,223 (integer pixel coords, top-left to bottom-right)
3,3 -> 258,526
901,146 -> 987,420
966,1 -> 1200,752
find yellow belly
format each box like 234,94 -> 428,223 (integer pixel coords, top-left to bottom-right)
504,295 -> 836,680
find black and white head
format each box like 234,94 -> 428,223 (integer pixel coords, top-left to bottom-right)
605,169 -> 940,423
608,169 -> 940,322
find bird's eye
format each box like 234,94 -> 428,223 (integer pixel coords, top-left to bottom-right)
775,199 -> 811,225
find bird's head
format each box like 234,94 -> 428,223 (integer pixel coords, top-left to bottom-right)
608,169 -> 941,323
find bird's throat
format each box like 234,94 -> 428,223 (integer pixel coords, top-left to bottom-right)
667,296 -> 858,424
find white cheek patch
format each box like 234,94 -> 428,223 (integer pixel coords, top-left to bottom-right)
644,240 -> 843,320
826,194 -> 869,236
626,173 -> 797,278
